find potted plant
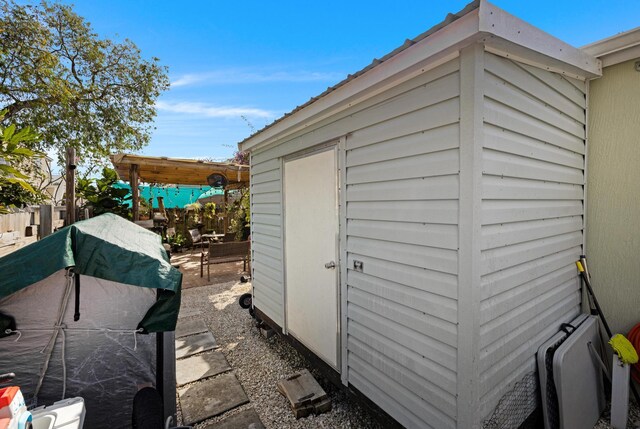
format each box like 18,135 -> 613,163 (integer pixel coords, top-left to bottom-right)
184,202 -> 202,225
166,232 -> 186,252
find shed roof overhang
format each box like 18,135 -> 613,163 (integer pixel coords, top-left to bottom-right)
239,0 -> 601,154
582,27 -> 640,68
110,154 -> 250,187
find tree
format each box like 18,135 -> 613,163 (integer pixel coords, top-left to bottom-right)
0,181 -> 45,208
0,111 -> 44,212
229,150 -> 249,165
0,0 -> 169,166
76,167 -> 130,218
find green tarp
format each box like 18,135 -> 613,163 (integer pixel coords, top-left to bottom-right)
0,213 -> 182,332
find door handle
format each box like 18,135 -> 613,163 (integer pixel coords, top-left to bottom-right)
324,261 -> 336,269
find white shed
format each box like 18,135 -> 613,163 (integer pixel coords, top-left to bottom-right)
239,1 -> 601,427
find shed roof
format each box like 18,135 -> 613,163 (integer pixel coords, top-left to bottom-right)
239,0 -> 600,153
582,26 -> 640,67
110,153 -> 250,187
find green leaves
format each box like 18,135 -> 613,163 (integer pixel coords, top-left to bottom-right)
76,167 -> 131,218
5,177 -> 36,193
0,0 -> 169,167
0,110 -> 43,212
0,164 -> 29,179
3,124 -> 16,141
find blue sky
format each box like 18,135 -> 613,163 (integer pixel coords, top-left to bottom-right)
63,1 -> 640,161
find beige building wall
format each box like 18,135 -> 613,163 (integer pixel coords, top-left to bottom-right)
587,58 -> 640,335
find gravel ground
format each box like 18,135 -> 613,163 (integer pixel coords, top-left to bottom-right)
178,278 -> 384,429
594,402 -> 640,429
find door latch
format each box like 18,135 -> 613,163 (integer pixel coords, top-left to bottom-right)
324,261 -> 336,269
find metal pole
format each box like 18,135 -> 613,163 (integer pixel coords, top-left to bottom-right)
65,147 -> 76,226
223,189 -> 229,233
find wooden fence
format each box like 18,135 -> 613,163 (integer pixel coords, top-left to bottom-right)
0,210 -> 32,234
0,206 -> 66,257
0,210 -> 34,257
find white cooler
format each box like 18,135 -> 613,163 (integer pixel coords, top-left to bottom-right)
31,398 -> 85,429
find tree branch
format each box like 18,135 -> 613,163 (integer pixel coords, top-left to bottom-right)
3,98 -> 50,119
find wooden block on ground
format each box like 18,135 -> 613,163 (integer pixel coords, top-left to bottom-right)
202,408 -> 265,429
176,318 -> 208,338
176,350 -> 231,386
175,331 -> 217,359
178,373 -> 249,426
314,397 -> 332,414
259,326 -> 274,339
276,369 -> 331,418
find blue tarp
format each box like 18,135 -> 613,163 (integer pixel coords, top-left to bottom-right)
113,183 -> 223,209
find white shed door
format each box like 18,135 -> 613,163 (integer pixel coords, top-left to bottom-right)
284,147 -> 339,368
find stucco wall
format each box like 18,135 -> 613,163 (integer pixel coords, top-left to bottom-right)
587,58 -> 640,335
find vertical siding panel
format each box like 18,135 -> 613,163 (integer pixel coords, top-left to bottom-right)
478,52 -> 586,423
339,136 -> 349,384
457,44 -> 484,428
250,154 -> 284,326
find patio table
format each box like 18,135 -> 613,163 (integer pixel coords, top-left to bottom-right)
202,233 -> 224,243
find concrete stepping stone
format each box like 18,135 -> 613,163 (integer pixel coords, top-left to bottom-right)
178,373 -> 249,426
202,408 -> 265,429
178,308 -> 202,319
175,331 -> 217,359
176,318 -> 208,338
176,350 -> 231,386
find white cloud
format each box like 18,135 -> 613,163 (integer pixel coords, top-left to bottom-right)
170,69 -> 344,87
156,101 -> 274,119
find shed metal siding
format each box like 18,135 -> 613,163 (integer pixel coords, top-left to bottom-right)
250,157 -> 284,326
249,59 -> 461,429
345,62 -> 460,429
478,53 -> 585,418
249,49 -> 589,427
